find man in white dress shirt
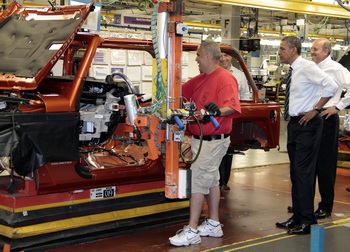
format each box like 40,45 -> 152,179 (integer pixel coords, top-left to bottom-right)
218,52 -> 251,191
275,36 -> 337,235
220,52 -> 251,100
310,38 -> 350,219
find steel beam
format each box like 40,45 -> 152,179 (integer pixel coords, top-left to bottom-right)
196,0 -> 350,19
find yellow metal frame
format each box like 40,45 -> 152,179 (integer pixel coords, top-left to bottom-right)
242,28 -> 349,39
183,24 -> 349,39
197,0 -> 350,19
0,201 -> 190,239
0,188 -> 166,213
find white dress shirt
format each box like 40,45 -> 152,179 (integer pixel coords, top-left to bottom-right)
288,56 -> 338,117
229,66 -> 251,100
317,55 -> 350,110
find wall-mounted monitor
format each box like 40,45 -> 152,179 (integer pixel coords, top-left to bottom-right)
269,55 -> 277,64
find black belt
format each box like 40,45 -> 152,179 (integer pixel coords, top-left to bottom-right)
290,116 -> 303,120
193,134 -> 230,141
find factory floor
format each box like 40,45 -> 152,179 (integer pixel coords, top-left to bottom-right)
47,120 -> 350,252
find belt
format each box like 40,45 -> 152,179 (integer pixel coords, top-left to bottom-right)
290,116 -> 303,120
193,134 -> 230,141
290,109 -> 326,120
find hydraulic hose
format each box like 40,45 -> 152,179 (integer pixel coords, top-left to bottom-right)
180,116 -> 203,165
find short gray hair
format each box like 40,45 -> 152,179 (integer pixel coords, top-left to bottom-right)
322,40 -> 332,55
201,40 -> 221,61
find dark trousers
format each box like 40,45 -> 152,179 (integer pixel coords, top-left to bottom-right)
315,113 -> 339,212
287,114 -> 323,224
219,153 -> 233,186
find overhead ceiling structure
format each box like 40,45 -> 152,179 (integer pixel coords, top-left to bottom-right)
9,0 -> 350,42
96,0 -> 350,41
197,0 -> 350,19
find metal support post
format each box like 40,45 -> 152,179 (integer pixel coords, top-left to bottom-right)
310,224 -> 325,252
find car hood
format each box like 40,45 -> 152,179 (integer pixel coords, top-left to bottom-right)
0,2 -> 93,90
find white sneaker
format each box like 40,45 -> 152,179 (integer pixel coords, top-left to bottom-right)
169,225 -> 201,246
198,218 -> 223,237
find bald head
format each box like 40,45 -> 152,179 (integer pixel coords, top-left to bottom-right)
311,38 -> 332,64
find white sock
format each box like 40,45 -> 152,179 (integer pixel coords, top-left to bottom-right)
208,219 -> 220,225
188,225 -> 198,232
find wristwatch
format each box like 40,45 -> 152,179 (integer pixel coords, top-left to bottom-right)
313,105 -> 321,113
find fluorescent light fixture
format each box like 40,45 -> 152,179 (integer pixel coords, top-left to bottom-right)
312,0 -> 350,5
297,19 -> 305,26
187,26 -> 205,30
312,0 -> 333,3
332,44 -> 348,50
332,44 -> 341,50
302,42 -> 313,48
260,39 -> 281,46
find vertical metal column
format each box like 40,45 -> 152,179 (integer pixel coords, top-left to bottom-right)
221,5 -> 241,49
162,0 -> 183,199
157,12 -> 168,59
310,225 -> 325,252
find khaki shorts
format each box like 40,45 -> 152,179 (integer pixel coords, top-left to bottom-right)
190,137 -> 230,194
